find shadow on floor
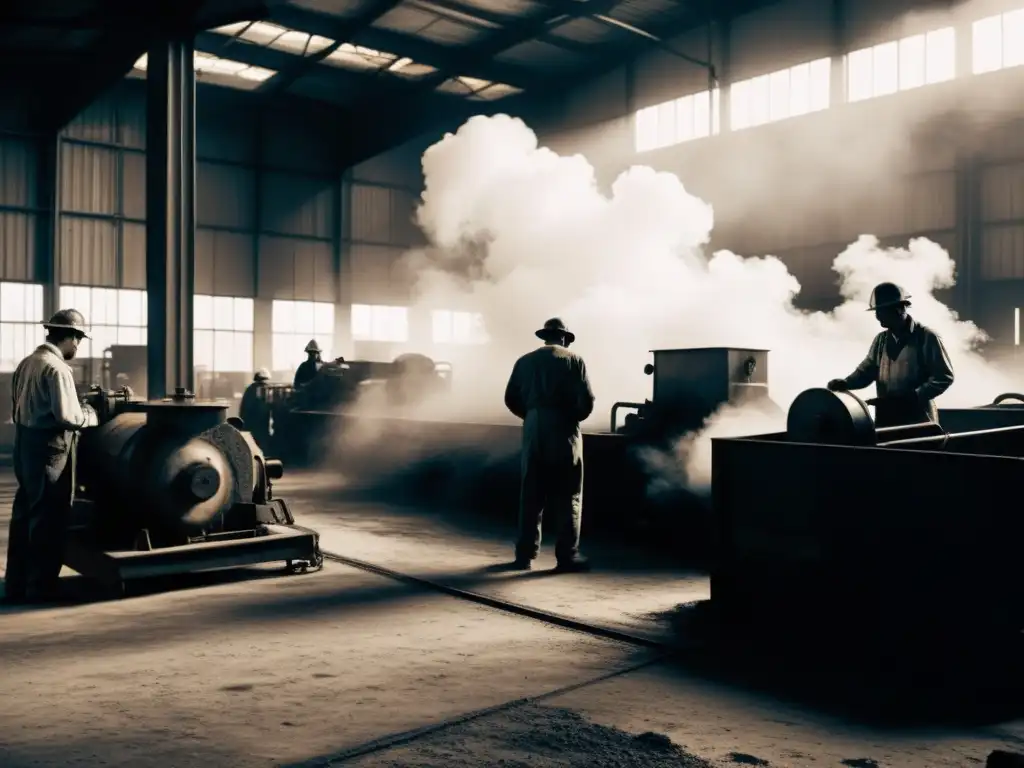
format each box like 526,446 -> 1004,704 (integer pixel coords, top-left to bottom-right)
286,443 -> 713,565
651,600 -> 1024,729
283,474 -> 706,576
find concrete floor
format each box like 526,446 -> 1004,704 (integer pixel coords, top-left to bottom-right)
1,467 -> 1023,767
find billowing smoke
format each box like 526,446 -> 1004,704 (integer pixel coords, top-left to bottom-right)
353,114 -> 1013,491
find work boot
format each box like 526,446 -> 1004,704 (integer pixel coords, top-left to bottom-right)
555,555 -> 590,573
510,556 -> 534,571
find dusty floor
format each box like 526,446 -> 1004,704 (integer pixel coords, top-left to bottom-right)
1,467 -> 1023,767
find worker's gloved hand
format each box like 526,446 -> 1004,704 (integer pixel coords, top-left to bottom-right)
826,379 -> 848,392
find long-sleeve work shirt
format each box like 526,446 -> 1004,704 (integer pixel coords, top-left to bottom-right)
12,343 -> 98,430
840,317 -> 954,424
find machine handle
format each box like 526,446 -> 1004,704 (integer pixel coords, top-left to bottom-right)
610,401 -> 646,433
992,392 -> 1024,406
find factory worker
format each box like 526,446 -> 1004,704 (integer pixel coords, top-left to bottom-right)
293,339 -> 323,388
4,309 -> 98,604
240,368 -> 272,449
827,282 -> 955,428
504,318 -> 595,573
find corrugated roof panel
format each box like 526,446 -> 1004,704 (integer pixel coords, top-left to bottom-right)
494,39 -> 590,69
413,18 -> 489,45
373,6 -> 444,34
453,0 -> 548,19
608,0 -> 689,28
546,17 -> 629,45
287,0 -> 383,18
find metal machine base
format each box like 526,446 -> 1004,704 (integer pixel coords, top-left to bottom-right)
64,523 -> 323,595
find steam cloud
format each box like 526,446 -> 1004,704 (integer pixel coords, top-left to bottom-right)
372,114 -> 1014,489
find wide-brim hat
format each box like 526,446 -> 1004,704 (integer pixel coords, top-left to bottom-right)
535,317 -> 575,344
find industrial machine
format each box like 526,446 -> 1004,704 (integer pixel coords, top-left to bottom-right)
611,347 -> 777,438
264,353 -> 453,460
711,386 -> 1024,643
65,386 -> 322,595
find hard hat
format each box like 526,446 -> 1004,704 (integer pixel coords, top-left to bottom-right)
305,339 -> 322,353
867,283 -> 911,311
535,317 -> 575,344
43,308 -> 90,338
254,368 -> 271,382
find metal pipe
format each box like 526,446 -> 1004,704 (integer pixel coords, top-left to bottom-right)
874,421 -> 945,444
610,401 -> 645,433
881,424 -> 1024,448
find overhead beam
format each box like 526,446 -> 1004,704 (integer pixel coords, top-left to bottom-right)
547,0 -> 785,95
335,0 -> 622,165
267,5 -> 539,88
260,0 -> 408,97
409,0 -> 599,55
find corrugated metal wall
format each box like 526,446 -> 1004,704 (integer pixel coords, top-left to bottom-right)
0,133 -> 40,282
41,79 -> 348,372
341,134 -> 431,355
57,81 -> 342,303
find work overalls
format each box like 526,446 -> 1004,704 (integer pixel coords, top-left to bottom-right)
5,426 -> 77,599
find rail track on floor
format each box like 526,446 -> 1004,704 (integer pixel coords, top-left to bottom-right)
305,547 -> 692,766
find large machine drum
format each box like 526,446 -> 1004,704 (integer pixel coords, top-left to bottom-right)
786,388 -> 875,445
80,404 -> 251,545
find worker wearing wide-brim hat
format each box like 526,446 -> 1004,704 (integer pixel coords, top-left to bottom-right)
827,282 -> 955,428
4,309 -> 99,605
503,317 -> 595,573
293,339 -> 323,389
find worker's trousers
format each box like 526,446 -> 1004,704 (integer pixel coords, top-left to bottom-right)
515,450 -> 584,563
4,426 -> 76,599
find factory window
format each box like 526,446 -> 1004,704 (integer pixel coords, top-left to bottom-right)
972,11 -> 1024,75
431,310 -> 487,345
847,27 -> 956,103
351,304 -> 409,343
730,58 -> 830,131
194,295 -> 254,374
0,282 -> 44,372
58,286 -> 147,360
271,300 -> 335,373
634,88 -> 721,153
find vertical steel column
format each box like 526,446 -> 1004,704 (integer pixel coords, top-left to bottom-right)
38,132 -> 61,318
145,38 -> 196,399
830,0 -> 846,107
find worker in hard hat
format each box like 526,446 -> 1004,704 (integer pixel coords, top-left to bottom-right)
827,282 -> 955,428
4,309 -> 99,604
240,368 -> 272,449
503,318 -> 595,573
293,339 -> 323,388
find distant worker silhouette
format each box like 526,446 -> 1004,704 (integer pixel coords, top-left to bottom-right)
827,282 -> 954,428
504,318 -> 595,573
294,340 -> 323,389
240,368 -> 272,449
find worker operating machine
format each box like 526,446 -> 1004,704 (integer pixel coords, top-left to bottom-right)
64,385 -> 322,596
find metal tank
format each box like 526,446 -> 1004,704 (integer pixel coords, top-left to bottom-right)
610,347 -> 778,437
710,385 -> 1024,648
